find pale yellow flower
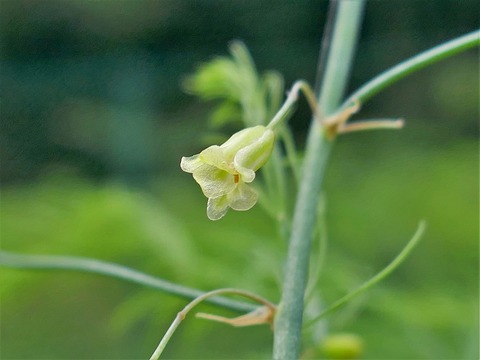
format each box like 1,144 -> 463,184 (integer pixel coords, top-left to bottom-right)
181,126 -> 274,220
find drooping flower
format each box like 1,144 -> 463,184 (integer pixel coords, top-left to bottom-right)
181,126 -> 275,220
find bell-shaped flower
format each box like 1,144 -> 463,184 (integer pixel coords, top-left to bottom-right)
181,125 -> 275,220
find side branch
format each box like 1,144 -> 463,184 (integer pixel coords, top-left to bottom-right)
0,251 -> 256,313
305,221 -> 426,326
149,288 -> 276,360
342,30 -> 480,108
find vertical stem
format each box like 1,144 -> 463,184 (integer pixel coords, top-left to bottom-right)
273,1 -> 366,359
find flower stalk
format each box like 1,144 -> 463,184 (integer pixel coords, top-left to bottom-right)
267,80 -> 322,130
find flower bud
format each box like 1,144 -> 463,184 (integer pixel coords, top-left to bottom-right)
321,333 -> 364,359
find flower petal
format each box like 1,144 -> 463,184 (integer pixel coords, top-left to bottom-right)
199,145 -> 232,172
192,164 -> 235,198
234,128 -> 274,182
221,126 -> 267,160
180,155 -> 203,173
207,195 -> 229,220
227,182 -> 258,211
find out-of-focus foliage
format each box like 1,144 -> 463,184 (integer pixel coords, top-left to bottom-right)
183,41 -> 284,130
1,174 -> 280,358
1,0 -> 478,359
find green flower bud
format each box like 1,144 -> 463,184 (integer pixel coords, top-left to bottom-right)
181,126 -> 275,220
321,333 -> 364,360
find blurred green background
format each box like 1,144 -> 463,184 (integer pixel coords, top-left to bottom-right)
1,1 -> 478,359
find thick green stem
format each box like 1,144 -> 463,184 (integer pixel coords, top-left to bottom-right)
273,1 -> 366,359
342,30 -> 480,107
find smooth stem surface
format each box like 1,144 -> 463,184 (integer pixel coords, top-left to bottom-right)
0,251 -> 256,313
273,1 -> 365,359
343,30 -> 480,107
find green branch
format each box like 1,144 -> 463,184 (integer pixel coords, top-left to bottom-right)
343,30 -> 480,107
149,288 -> 276,360
305,221 -> 426,326
0,251 -> 256,313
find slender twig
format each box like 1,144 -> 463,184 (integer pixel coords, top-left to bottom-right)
0,251 -> 256,313
305,221 -> 426,326
273,1 -> 366,359
342,30 -> 480,108
149,288 -> 275,360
